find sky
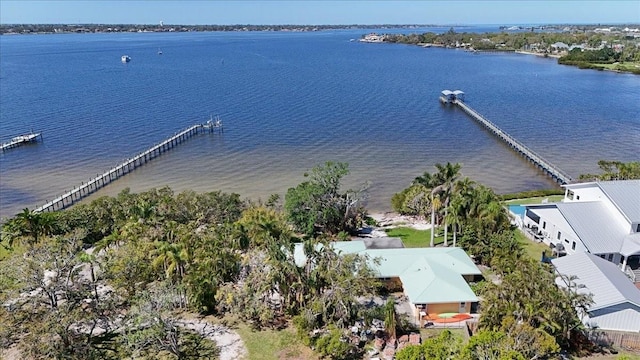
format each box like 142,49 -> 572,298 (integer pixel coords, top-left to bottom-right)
1,0 -> 639,25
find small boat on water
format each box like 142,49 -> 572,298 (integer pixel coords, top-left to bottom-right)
121,55 -> 131,63
158,48 -> 163,55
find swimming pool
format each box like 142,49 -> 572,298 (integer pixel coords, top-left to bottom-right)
508,204 -> 526,218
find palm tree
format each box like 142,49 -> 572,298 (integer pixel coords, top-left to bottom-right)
430,193 -> 442,247
431,163 -> 462,247
453,177 -> 476,225
439,163 -> 462,245
152,241 -> 187,282
445,196 -> 464,247
5,208 -> 58,247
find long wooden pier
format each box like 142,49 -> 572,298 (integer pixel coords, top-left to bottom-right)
34,121 -> 222,213
1,132 -> 42,152
443,92 -> 573,185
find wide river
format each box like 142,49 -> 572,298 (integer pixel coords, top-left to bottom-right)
1,27 -> 639,219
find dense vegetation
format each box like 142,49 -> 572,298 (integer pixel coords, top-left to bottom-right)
579,160 -> 640,181
1,160 -> 618,359
0,162 -> 378,359
382,28 -> 640,74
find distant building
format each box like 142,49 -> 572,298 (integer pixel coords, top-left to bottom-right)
551,42 -> 569,51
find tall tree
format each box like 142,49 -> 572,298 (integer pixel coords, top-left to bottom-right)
2,208 -> 59,247
285,162 -> 368,237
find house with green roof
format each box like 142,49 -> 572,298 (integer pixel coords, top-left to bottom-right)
294,240 -> 482,321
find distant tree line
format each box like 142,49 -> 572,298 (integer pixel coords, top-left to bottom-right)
579,160 -> 640,181
0,23 -> 430,35
384,28 -> 639,52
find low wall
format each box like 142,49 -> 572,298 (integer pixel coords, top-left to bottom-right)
588,329 -> 640,350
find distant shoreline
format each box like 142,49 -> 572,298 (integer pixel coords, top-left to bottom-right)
1,23 -> 438,35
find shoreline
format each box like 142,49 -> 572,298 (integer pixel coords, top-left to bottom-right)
368,212 -> 433,231
514,50 -> 561,59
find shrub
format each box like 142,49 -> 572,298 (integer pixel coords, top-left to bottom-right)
313,327 -> 359,360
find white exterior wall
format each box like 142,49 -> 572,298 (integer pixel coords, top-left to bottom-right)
537,213 -> 581,250
585,305 -> 640,332
566,186 -> 607,203
525,213 -> 589,256
566,236 -> 588,255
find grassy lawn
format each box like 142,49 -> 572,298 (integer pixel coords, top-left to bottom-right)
504,195 -> 563,205
596,62 -> 640,73
235,323 -> 319,360
514,229 -> 549,262
420,327 -> 466,341
385,227 -> 451,248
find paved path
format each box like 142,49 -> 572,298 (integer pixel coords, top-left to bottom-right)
177,318 -> 248,360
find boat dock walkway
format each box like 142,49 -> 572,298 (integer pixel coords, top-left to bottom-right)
441,90 -> 573,185
34,120 -> 222,213
1,132 -> 42,152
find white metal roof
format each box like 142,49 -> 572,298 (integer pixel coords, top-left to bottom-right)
452,90 -> 465,95
528,205 -> 574,231
552,252 -> 640,312
441,90 -> 453,96
556,201 -> 627,254
597,180 -> 640,224
620,233 -> 640,257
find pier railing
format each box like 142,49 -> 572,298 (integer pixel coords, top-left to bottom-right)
454,100 -> 573,185
34,122 -> 221,213
1,132 -> 42,152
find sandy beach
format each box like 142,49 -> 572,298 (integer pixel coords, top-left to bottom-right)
368,212 -> 433,232
515,50 -> 562,59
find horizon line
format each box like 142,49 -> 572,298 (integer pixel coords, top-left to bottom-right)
2,22 -> 639,27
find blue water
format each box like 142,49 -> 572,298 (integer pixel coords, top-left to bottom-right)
1,28 -> 639,219
508,205 -> 526,218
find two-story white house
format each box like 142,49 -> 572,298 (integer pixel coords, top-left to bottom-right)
523,180 -> 640,280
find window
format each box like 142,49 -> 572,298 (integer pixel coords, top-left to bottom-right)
557,231 -> 562,240
607,254 -> 613,261
572,241 -> 576,250
576,195 -> 580,200
567,190 -> 574,200
636,224 -> 640,232
600,254 -> 606,259
542,221 -> 546,229
526,209 -> 540,223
